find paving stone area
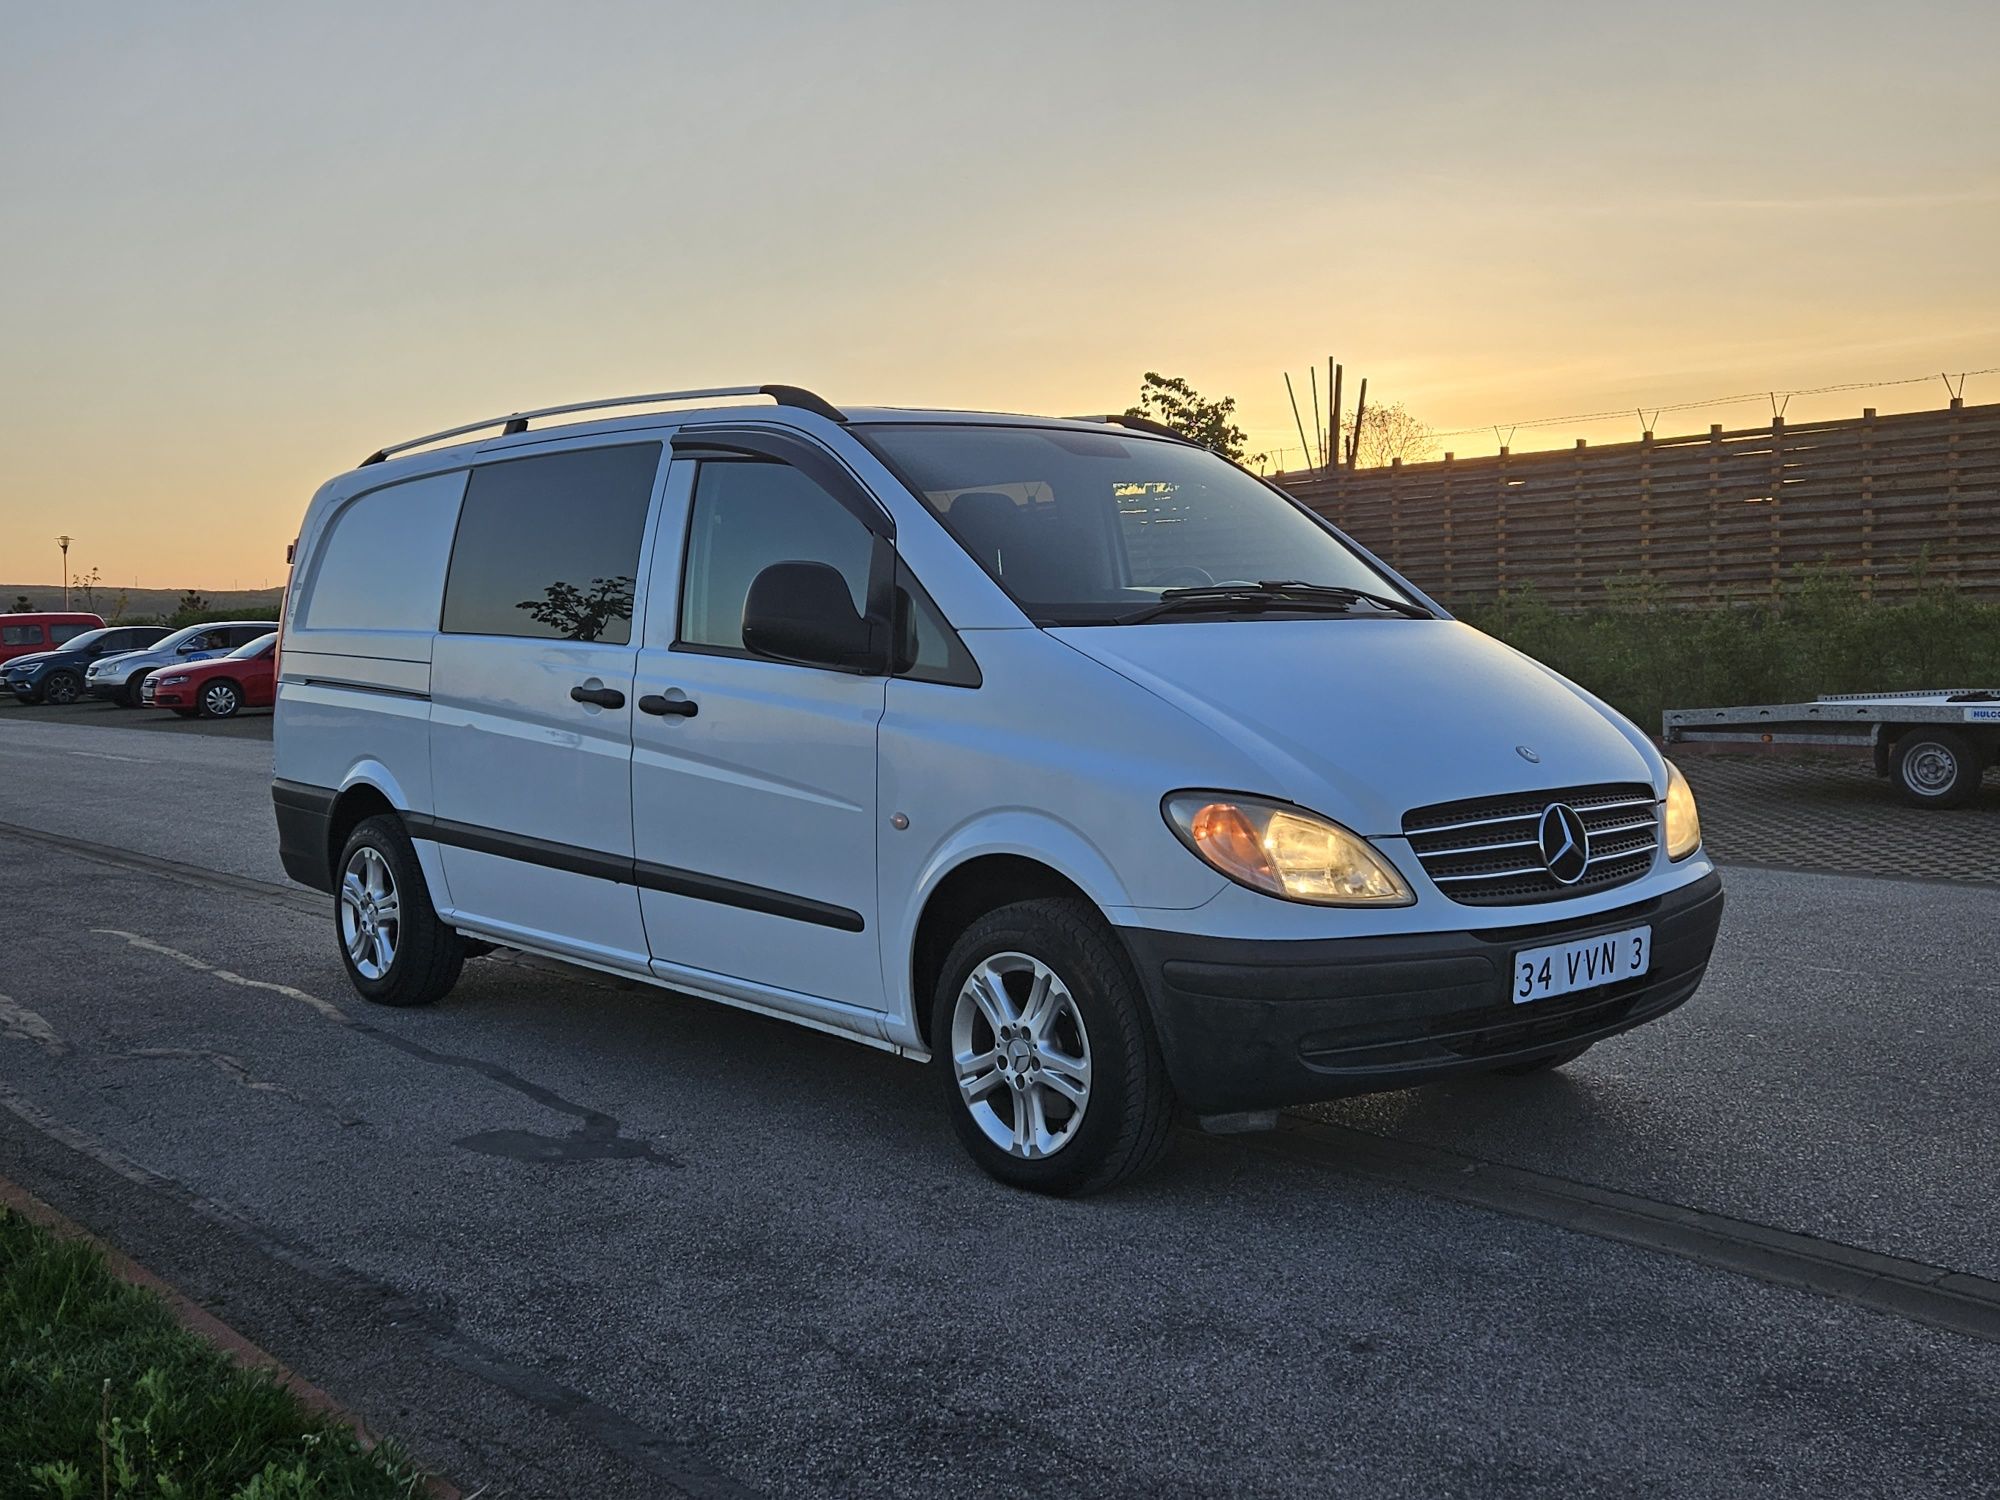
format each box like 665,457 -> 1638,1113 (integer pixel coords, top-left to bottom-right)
1681,754 -> 1998,885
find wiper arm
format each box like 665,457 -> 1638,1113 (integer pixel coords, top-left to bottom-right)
1242,579 -> 1433,619
1112,580 -> 1432,624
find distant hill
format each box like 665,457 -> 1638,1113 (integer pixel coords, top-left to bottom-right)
0,585 -> 284,624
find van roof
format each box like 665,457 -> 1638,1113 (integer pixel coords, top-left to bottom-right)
350,385 -> 1186,478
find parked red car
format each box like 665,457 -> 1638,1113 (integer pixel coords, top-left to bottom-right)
147,631 -> 278,718
0,612 -> 104,667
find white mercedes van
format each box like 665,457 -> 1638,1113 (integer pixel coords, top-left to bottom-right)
273,385 -> 1722,1194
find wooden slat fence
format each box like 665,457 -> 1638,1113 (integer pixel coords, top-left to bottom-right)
1275,400 -> 2000,607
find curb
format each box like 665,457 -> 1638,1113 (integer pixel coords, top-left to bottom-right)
0,1172 -> 461,1500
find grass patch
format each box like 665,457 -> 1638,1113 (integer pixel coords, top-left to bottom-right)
1459,569 -> 2000,733
0,1208 -> 428,1500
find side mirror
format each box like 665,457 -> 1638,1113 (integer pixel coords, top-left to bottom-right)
742,561 -> 875,671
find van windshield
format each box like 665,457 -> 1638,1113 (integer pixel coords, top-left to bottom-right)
857,423 -> 1414,625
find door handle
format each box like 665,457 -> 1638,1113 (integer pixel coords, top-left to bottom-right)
638,694 -> 699,718
570,684 -> 626,709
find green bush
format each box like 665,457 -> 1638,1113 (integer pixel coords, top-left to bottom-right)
1458,569 -> 2000,733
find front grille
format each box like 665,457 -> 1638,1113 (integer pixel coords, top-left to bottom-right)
1402,783 -> 1659,907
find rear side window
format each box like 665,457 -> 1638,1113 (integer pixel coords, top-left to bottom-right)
49,623 -> 92,644
443,444 -> 660,644
679,461 -> 875,652
302,470 -> 466,633
2,626 -> 43,646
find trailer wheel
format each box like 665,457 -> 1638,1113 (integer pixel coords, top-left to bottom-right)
1889,728 -> 1982,809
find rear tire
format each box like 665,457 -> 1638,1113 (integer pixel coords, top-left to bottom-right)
931,897 -> 1173,1196
1494,1041 -> 1594,1076
335,814 -> 464,1007
42,671 -> 81,706
1891,728 -> 1982,809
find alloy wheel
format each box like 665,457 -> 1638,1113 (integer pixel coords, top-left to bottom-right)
339,846 -> 401,980
949,952 -> 1093,1159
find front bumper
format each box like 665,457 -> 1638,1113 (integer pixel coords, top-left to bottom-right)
1119,870 -> 1725,1114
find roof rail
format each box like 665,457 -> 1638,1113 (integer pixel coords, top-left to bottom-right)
358,384 -> 845,466
1067,413 -> 1196,444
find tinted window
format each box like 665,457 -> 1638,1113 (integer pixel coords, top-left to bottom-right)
443,444 -> 660,643
2,626 -> 43,646
303,470 -> 466,633
49,623 -> 92,644
680,461 -> 875,652
894,563 -> 978,687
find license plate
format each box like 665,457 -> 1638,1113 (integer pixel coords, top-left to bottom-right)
1512,925 -> 1650,1004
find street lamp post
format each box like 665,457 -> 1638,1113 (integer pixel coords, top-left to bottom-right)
57,536 -> 72,610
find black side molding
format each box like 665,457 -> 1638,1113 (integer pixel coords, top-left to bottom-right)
403,812 -> 865,933
635,859 -> 865,933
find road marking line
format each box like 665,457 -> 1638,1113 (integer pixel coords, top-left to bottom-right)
91,929 -> 350,1022
0,993 -> 66,1055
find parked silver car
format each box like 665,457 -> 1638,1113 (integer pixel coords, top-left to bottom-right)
84,621 -> 275,706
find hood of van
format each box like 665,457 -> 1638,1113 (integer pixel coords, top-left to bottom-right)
1050,617 -> 1661,836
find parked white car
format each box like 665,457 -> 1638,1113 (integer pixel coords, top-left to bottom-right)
273,385 -> 1722,1193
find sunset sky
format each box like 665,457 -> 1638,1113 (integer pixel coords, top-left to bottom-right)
3,0 -> 1996,591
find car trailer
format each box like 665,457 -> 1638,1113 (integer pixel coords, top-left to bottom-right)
1662,689 -> 2000,808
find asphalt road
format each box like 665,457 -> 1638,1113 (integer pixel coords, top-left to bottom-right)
1,706 -> 1996,1498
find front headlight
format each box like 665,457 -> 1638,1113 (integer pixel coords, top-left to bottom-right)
1164,792 -> 1414,906
158,674 -> 188,686
1664,761 -> 1700,860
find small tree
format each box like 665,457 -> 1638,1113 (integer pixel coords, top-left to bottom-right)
1344,401 -> 1437,468
177,590 -> 209,616
9,595 -> 33,612
72,567 -> 103,611
1126,373 -> 1262,465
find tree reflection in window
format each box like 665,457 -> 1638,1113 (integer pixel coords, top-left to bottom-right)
516,576 -> 635,642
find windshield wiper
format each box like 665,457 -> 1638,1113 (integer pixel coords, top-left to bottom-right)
1110,580 -> 1433,625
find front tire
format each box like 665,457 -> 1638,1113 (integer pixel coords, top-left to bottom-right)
42,671 -> 81,706
931,898 -> 1173,1196
121,671 -> 151,707
1891,728 -> 1982,808
335,814 -> 464,1007
199,678 -> 242,718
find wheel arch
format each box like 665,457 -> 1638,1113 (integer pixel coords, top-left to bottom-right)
907,853 -> 1105,1051
325,763 -> 420,887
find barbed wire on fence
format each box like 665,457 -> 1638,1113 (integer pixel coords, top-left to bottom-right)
1422,366 -> 1999,440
